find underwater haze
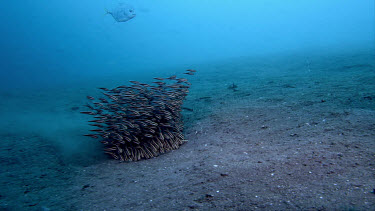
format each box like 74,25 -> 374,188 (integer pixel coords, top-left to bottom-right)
0,0 -> 375,210
0,0 -> 373,88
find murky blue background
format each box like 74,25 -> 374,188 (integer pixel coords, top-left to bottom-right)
0,0 -> 373,89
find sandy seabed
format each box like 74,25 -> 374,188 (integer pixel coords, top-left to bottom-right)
0,49 -> 374,210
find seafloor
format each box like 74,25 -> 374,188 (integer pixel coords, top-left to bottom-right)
0,48 -> 374,210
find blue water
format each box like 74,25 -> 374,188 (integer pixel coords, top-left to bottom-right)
0,0 -> 373,89
0,0 -> 374,210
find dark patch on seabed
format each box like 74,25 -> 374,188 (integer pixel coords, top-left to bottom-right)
0,50 -> 375,210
